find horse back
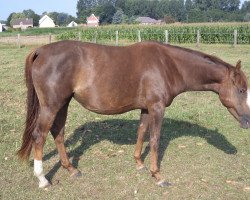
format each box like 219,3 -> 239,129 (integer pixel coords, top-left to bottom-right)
31,41 -> 171,114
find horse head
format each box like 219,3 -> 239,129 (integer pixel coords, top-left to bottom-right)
219,60 -> 250,129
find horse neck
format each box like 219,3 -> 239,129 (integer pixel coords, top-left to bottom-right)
179,58 -> 229,94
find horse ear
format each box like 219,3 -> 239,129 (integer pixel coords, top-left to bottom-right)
236,60 -> 241,71
230,60 -> 242,85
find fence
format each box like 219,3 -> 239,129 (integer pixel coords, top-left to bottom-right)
0,29 -> 249,47
93,29 -> 248,47
0,34 -> 56,47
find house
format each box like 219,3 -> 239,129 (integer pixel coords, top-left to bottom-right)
136,17 -> 162,25
0,23 -> 2,32
87,14 -> 99,27
1,23 -> 8,32
67,21 -> 78,27
39,15 -> 55,28
12,18 -> 33,29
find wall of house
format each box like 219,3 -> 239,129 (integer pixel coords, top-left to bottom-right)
87,21 -> 98,27
13,25 -> 32,29
40,18 -> 55,28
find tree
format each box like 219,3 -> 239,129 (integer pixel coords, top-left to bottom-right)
140,0 -> 158,19
6,12 -> 15,26
156,0 -> 171,19
164,15 -> 175,23
206,8 -> 226,22
48,12 -> 59,24
187,0 -> 242,22
123,0 -> 159,19
193,0 -> 240,11
112,8 -> 124,24
75,0 -> 246,24
94,2 -> 116,24
243,13 -> 250,21
115,0 -> 126,10
9,12 -> 26,26
6,9 -> 40,27
76,0 -> 116,22
23,9 -> 35,18
218,0 -> 240,12
47,12 -> 76,26
23,9 -> 40,26
124,0 -> 141,17
185,0 -> 194,12
77,0 -> 96,22
57,13 -> 69,25
168,0 -> 186,21
188,8 -> 208,22
241,1 -> 250,12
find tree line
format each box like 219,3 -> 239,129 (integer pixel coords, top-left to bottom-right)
77,0 -> 250,24
4,0 -> 250,27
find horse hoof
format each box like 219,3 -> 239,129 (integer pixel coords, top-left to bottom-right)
75,171 -> 82,177
39,181 -> 51,189
156,180 -> 171,187
136,165 -> 148,172
70,170 -> 82,178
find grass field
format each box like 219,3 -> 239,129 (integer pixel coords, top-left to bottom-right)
0,42 -> 249,199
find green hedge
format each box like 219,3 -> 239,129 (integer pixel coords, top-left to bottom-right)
56,23 -> 250,44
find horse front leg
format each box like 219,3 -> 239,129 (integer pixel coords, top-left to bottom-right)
148,101 -> 170,187
134,109 -> 149,170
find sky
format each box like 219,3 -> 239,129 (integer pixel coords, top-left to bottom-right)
1,0 -> 78,20
0,0 -> 248,21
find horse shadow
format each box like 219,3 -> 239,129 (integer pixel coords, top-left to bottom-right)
43,118 -> 237,181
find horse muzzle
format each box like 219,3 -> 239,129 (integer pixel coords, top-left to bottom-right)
240,115 -> 250,129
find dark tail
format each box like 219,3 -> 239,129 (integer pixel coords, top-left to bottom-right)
17,50 -> 39,161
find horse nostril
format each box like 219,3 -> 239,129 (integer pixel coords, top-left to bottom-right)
241,115 -> 250,129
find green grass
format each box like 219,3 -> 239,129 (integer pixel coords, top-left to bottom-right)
0,43 -> 249,199
0,27 -> 81,37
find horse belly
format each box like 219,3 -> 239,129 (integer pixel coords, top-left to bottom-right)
73,87 -> 136,115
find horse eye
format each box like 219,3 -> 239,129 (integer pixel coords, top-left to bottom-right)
239,89 -> 246,94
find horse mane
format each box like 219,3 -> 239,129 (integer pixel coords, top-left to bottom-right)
155,41 -> 233,69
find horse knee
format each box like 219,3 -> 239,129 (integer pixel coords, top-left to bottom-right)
55,134 -> 64,144
32,131 -> 43,144
150,136 -> 159,149
138,123 -> 148,134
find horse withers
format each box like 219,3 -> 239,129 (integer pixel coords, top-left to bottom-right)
17,41 -> 250,188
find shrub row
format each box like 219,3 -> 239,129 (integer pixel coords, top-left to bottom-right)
56,23 -> 250,44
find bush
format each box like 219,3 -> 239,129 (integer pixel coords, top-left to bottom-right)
56,23 -> 250,44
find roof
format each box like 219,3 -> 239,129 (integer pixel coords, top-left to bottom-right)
87,14 -> 99,22
67,21 -> 78,27
39,15 -> 54,25
12,18 -> 33,26
136,17 -> 161,24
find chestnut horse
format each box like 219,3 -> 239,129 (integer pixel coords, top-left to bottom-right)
18,41 -> 250,188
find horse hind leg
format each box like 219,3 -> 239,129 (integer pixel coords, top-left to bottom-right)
33,107 -> 57,188
32,93 -> 73,188
50,100 -> 81,178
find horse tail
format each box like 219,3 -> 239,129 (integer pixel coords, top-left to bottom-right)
17,50 -> 39,161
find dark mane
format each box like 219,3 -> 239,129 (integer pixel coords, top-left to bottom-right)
156,41 -> 233,69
